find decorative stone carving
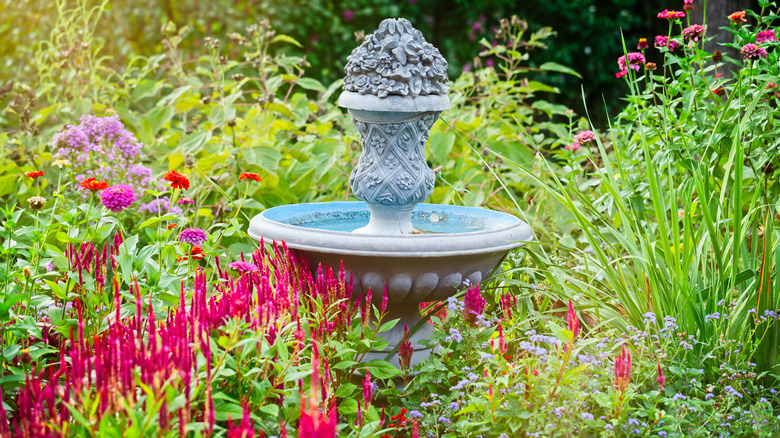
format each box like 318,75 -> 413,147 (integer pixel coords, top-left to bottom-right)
348,112 -> 438,208
343,18 -> 449,98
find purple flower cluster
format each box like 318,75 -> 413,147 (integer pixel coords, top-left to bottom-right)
755,29 -> 777,44
53,115 -> 160,199
138,197 -> 183,215
179,228 -> 208,246
100,185 -> 136,212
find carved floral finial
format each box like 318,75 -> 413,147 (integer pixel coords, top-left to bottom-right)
343,18 -> 449,98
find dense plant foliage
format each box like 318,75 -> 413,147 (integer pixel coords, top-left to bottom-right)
1,0 -> 780,437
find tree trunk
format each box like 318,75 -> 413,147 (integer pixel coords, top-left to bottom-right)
691,0 -> 750,76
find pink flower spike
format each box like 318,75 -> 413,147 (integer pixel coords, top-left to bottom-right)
380,284 -> 388,314
363,367 -> 373,409
567,298 -> 580,341
657,363 -> 666,391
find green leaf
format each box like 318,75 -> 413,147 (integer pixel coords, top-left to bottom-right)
366,359 -> 400,379
297,78 -> 327,92
539,62 -> 582,78
272,34 -> 302,47
179,131 -> 212,155
244,146 -> 282,174
429,131 -> 456,160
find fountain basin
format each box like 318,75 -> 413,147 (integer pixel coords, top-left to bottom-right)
248,202 -> 532,302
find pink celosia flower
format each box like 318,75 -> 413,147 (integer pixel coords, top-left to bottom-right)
741,43 -> 769,60
574,130 -> 596,144
463,284 -> 486,326
682,24 -> 706,42
657,363 -> 666,391
100,184 -> 135,212
363,367 -> 373,409
398,325 -> 413,371
229,261 -> 259,273
614,345 -> 632,392
654,35 -> 680,51
227,400 -> 256,438
657,9 -> 686,20
567,298 -> 580,340
756,29 -> 777,44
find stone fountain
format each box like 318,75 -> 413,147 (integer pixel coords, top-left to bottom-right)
249,18 -> 532,368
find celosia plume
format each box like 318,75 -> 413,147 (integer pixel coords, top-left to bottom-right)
614,345 -> 632,392
657,363 -> 665,391
567,298 -> 580,341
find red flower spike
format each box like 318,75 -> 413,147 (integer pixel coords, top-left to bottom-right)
567,298 -> 580,341
164,170 -> 190,190
398,325 -> 413,371
239,172 -> 262,183
25,170 -> 44,179
80,177 -> 109,191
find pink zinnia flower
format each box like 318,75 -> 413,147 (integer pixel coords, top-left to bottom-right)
616,52 -> 645,78
178,228 -> 208,246
343,9 -> 354,21
573,130 -> 596,144
682,24 -> 706,42
100,184 -> 135,212
565,142 -> 581,151
178,196 -> 195,205
655,35 -> 680,51
657,9 -> 686,20
228,261 -> 258,273
683,0 -> 694,11
756,29 -> 777,44
741,43 -> 768,60
637,38 -> 649,50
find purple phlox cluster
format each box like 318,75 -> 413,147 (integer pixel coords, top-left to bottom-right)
54,115 -> 159,198
705,393 -> 715,400
704,312 -> 720,322
446,327 -> 463,343
756,29 -> 777,44
681,24 -> 706,42
229,261 -> 259,273
420,399 -> 441,408
616,52 -> 646,78
529,334 -> 558,344
724,385 -> 743,399
480,352 -> 495,360
581,412 -> 594,420
409,410 -> 424,418
448,401 -> 459,410
518,341 -> 548,356
101,185 -> 136,212
138,196 -> 183,215
179,228 -> 209,246
658,432 -> 667,437
447,296 -> 463,312
672,393 -> 686,401
654,35 -> 680,51
741,43 -> 768,60
660,316 -> 678,333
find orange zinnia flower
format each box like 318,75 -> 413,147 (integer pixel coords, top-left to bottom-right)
177,246 -> 204,262
239,172 -> 262,183
79,177 -> 109,191
166,223 -> 178,230
164,170 -> 190,190
728,11 -> 746,25
25,171 -> 44,179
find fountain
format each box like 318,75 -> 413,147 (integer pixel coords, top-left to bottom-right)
249,18 -> 532,368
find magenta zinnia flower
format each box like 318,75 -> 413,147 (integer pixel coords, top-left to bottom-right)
756,29 -> 777,44
657,9 -> 686,20
682,24 -> 706,42
654,35 -> 679,51
179,228 -> 208,246
683,0 -> 694,11
616,52 -> 645,78
228,261 -> 258,273
100,185 -> 135,212
565,142 -> 581,151
573,130 -> 596,144
741,43 -> 768,60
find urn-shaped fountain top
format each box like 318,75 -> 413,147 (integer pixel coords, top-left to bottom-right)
339,18 -> 450,113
